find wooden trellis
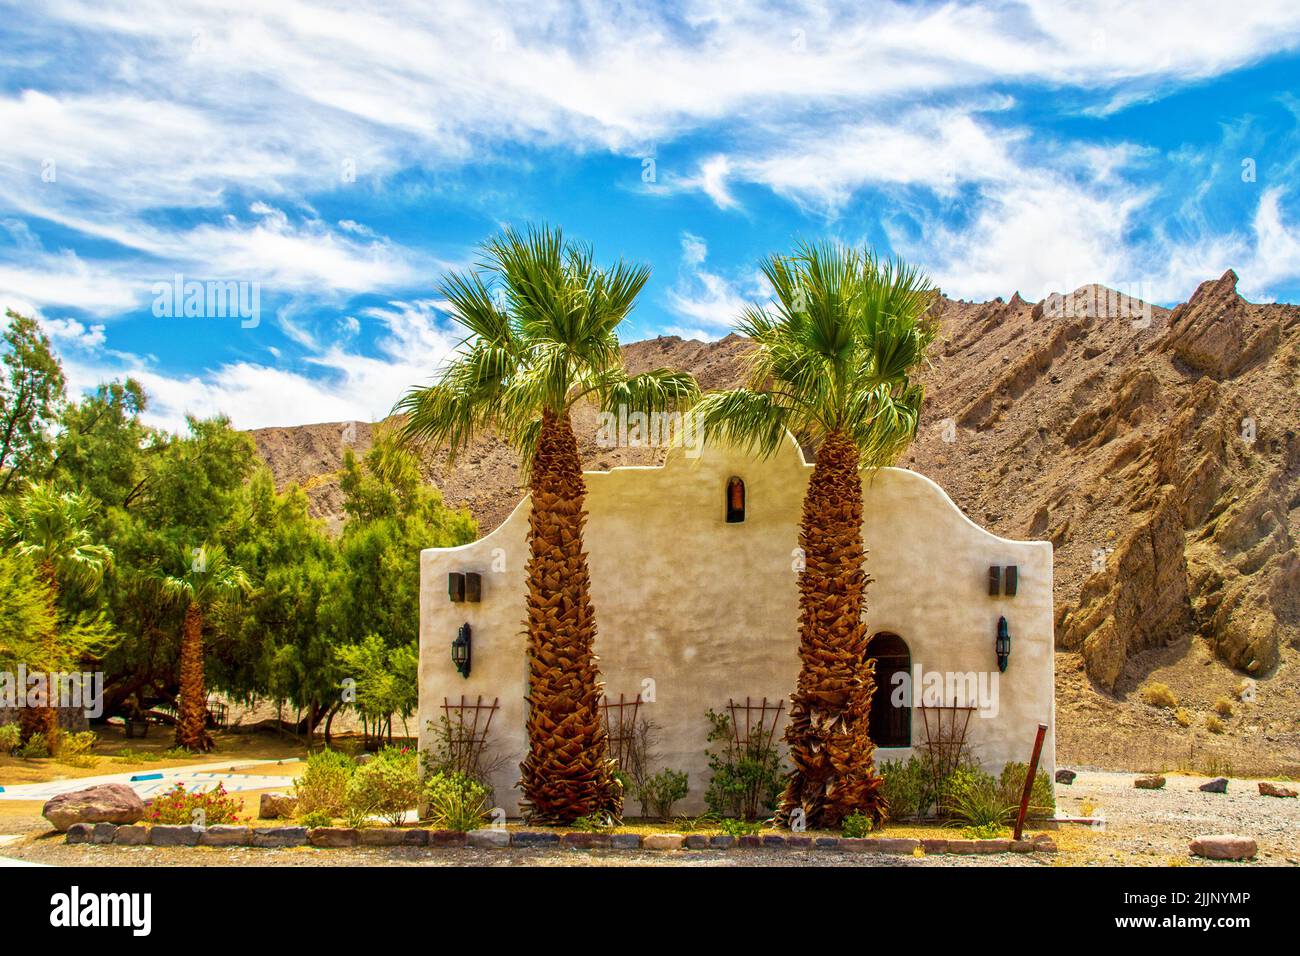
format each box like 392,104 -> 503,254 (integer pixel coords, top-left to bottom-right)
728,696 -> 785,752
919,703 -> 977,801
439,695 -> 499,777
601,693 -> 643,769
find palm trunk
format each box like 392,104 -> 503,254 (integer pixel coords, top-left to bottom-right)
518,408 -> 620,823
175,603 -> 213,752
778,429 -> 884,829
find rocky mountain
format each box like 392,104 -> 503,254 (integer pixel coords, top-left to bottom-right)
250,271 -> 1300,774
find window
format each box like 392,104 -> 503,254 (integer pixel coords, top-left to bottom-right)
868,633 -> 911,748
725,476 -> 745,523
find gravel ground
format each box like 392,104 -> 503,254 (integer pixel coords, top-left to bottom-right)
2,770 -> 1296,867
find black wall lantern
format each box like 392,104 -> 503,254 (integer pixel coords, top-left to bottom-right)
452,622 -> 471,678
996,616 -> 1011,673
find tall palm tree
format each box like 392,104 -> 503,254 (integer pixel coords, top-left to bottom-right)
158,544 -> 251,752
397,225 -> 699,823
694,241 -> 936,828
1,483 -> 113,742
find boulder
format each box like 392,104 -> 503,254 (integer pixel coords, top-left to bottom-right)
150,825 -> 201,846
1190,834 -> 1256,860
198,825 -> 250,847
251,826 -> 307,848
307,827 -> 359,848
1199,778 -> 1229,793
1134,775 -> 1166,789
466,828 -> 510,848
1055,769 -> 1077,785
43,783 -> 146,832
258,792 -> 298,819
1258,782 -> 1298,798
642,833 -> 685,850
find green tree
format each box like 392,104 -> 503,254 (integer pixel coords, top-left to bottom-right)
0,310 -> 66,494
156,544 -> 252,752
693,241 -> 936,828
397,225 -> 698,823
0,483 -> 114,741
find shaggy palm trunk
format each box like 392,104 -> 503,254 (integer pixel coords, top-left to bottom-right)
20,561 -> 61,745
175,603 -> 213,752
518,409 -> 620,822
778,430 -> 884,829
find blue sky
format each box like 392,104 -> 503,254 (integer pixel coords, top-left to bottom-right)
1,1 -> 1299,431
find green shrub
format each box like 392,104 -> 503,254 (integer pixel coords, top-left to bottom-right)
0,723 -> 20,754
638,769 -> 689,820
717,817 -> 762,836
54,730 -> 98,767
146,782 -> 243,825
942,764 -> 1016,829
997,762 -> 1055,817
17,731 -> 51,758
300,809 -> 333,829
703,709 -> 783,821
842,813 -> 874,838
344,747 -> 420,827
571,811 -> 618,832
963,821 -> 1009,839
880,756 -> 932,819
423,771 -> 488,832
294,748 -> 356,818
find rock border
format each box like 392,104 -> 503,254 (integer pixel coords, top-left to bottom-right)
64,823 -> 1058,855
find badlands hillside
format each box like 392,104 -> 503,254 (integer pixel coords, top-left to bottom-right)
251,270 -> 1300,776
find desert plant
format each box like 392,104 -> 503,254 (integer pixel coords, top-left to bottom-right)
692,241 -> 935,828
880,756 -> 932,819
1174,707 -> 1192,727
423,771 -> 489,832
294,748 -> 356,818
638,768 -> 689,820
939,763 -> 1017,828
571,810 -> 619,832
997,761 -> 1055,817
422,713 -> 508,804
1139,682 -> 1179,709
718,817 -> 763,836
842,812 -> 874,837
344,747 -> 421,826
398,225 -> 699,823
1206,715 -> 1226,735
703,708 -> 783,822
0,722 -> 20,754
17,731 -> 51,758
300,809 -> 332,829
146,782 -> 242,825
963,822 -> 1010,839
53,729 -> 97,767
1214,696 -> 1234,717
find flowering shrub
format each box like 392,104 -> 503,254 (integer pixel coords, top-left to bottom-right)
147,782 -> 243,826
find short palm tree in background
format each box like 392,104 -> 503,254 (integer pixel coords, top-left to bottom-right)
0,483 -> 113,742
694,241 -> 936,829
398,225 -> 699,823
158,544 -> 251,752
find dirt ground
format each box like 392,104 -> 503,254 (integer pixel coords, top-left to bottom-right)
3,748 -> 1297,866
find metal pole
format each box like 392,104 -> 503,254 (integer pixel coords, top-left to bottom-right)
1013,723 -> 1049,841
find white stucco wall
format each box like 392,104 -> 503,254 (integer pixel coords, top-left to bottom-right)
418,434 -> 1055,817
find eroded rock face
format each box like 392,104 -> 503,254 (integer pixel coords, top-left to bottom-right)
42,783 -> 145,832
1164,271 -> 1280,380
